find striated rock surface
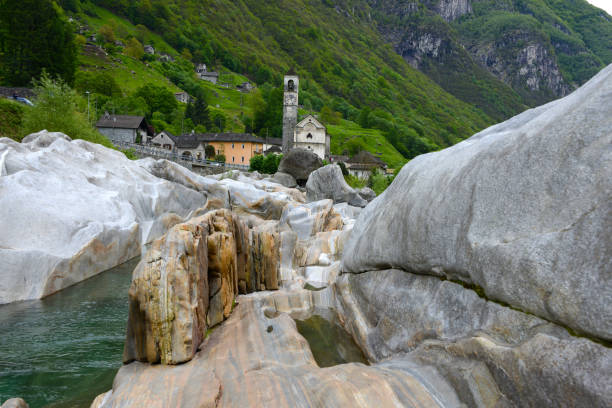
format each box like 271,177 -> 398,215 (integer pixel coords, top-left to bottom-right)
357,187 -> 376,202
277,148 -> 322,185
95,293 -> 463,408
306,164 -> 367,207
123,209 -> 279,364
338,66 -> 612,406
343,65 -> 612,341
0,131 -> 205,304
336,269 -> 612,407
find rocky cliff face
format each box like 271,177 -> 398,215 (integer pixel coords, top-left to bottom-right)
465,30 -> 570,103
339,64 -> 612,407
365,0 -> 611,111
433,0 -> 472,22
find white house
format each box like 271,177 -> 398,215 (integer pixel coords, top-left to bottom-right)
345,151 -> 387,179
150,131 -> 177,150
174,91 -> 190,103
293,114 -> 329,160
195,63 -> 219,84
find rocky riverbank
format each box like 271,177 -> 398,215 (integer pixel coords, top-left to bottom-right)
3,65 -> 611,408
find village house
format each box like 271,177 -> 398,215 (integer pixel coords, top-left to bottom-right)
169,133 -> 281,165
144,45 -> 155,55
293,114 -> 329,160
329,154 -> 349,164
150,131 -> 177,150
195,63 -> 219,84
174,91 -> 191,104
95,113 -> 153,144
237,82 -> 254,93
345,150 -> 387,179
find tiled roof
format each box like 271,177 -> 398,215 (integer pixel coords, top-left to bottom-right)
173,133 -> 282,149
96,114 -> 145,129
346,150 -> 386,166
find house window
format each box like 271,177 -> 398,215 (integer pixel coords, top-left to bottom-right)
307,146 -> 311,149
242,144 -> 245,149
241,157 -> 244,162
307,133 -> 313,139
232,156 -> 235,162
232,143 -> 235,148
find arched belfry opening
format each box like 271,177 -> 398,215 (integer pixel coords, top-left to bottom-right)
307,133 -> 313,139
287,80 -> 295,92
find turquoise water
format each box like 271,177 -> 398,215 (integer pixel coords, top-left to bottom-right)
0,257 -> 139,408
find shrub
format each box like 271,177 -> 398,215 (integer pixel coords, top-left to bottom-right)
0,98 -> 26,140
261,153 -> 282,174
215,154 -> 226,163
249,153 -> 264,172
368,169 -> 391,195
205,144 -> 216,159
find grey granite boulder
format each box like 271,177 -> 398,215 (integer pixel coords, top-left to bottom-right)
336,269 -> 612,408
357,187 -> 376,202
277,148 -> 322,185
271,171 -> 297,188
306,165 -> 367,208
343,64 -> 612,341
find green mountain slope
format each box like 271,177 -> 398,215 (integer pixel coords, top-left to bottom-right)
65,0 -> 494,161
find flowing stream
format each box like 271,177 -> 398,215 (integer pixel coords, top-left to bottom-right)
0,257 -> 139,408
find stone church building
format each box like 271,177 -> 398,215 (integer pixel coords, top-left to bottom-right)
293,115 -> 329,159
282,73 -> 329,160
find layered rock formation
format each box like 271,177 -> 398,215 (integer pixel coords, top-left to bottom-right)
0,131 -> 206,304
95,292 -> 464,408
123,193 -> 350,365
123,209 -> 257,365
339,65 -> 612,406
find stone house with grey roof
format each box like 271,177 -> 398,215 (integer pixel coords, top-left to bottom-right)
345,150 -> 387,179
95,113 -> 152,144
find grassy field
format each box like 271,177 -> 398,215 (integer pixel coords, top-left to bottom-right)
328,120 -> 407,170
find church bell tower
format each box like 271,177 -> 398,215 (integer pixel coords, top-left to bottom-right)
282,72 -> 299,153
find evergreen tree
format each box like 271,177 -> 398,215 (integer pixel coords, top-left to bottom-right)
186,91 -> 211,129
0,0 -> 76,86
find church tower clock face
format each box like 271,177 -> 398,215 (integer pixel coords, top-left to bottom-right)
284,93 -> 297,106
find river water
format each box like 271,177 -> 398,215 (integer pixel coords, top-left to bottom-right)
0,257 -> 139,408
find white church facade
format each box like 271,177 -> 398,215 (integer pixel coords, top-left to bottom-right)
293,115 -> 329,160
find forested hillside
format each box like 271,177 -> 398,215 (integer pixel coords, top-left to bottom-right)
2,0 -> 610,165
48,0 -> 495,162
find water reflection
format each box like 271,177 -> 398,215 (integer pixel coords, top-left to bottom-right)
295,309 -> 369,368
